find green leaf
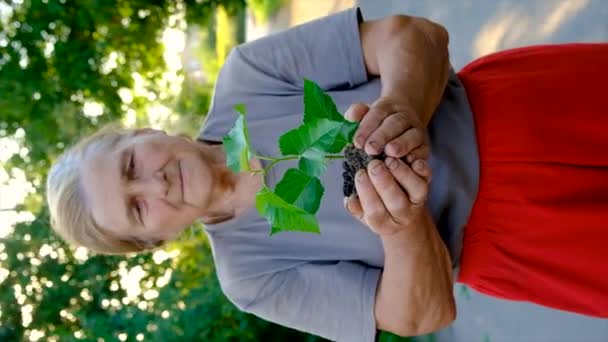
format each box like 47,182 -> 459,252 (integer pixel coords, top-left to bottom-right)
234,103 -> 246,115
303,78 -> 345,123
256,186 -> 320,235
278,118 -> 358,156
222,104 -> 253,173
298,156 -> 326,178
275,168 -> 324,215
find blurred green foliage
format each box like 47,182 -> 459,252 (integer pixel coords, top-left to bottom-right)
0,213 -> 327,341
0,0 -> 323,341
248,0 -> 286,23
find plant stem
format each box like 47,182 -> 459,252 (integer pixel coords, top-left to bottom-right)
251,154 -> 344,175
263,156 -> 298,173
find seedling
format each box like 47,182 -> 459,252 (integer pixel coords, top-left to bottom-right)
223,79 -> 382,234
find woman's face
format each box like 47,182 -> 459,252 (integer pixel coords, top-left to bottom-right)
80,129 -> 216,243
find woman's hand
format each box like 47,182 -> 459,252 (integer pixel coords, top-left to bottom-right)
354,14 -> 450,162
343,153 -> 455,336
343,155 -> 432,236
345,101 -> 431,164
359,14 -> 450,135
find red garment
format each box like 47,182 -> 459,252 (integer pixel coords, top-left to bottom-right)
457,43 -> 608,317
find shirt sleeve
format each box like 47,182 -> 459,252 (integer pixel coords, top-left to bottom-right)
223,261 -> 381,342
216,7 -> 368,97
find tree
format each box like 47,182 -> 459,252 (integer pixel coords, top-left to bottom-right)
0,0 -> 324,340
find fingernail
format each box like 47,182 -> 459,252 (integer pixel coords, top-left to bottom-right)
356,169 -> 367,182
385,157 -> 397,169
406,154 -> 415,163
344,107 -> 353,120
415,160 -> 426,171
387,143 -> 399,155
356,135 -> 365,147
366,140 -> 379,154
369,160 -> 384,175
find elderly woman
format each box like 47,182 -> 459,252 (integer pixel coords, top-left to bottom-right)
46,7 -> 608,342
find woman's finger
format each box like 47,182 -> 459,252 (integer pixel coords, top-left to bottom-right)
411,159 -> 432,183
384,127 -> 425,159
353,100 -> 392,150
344,103 -> 370,123
385,157 -> 429,206
365,113 -> 415,156
344,194 -> 364,222
367,159 -> 410,222
405,144 -> 431,165
354,169 -> 388,227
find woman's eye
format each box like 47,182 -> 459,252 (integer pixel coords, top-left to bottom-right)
135,202 -> 142,222
133,200 -> 144,225
128,151 -> 136,178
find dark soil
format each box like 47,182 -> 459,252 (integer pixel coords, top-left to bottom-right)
343,144 -> 394,197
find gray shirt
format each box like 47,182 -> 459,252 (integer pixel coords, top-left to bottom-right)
198,7 -> 479,342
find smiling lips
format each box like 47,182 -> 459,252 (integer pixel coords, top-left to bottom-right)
178,160 -> 184,202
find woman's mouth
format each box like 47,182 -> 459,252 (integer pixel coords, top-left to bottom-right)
178,160 -> 185,202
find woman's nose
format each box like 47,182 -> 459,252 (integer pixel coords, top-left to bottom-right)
128,170 -> 168,198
